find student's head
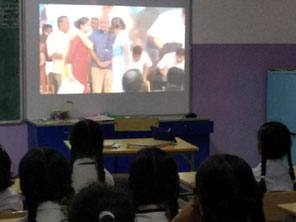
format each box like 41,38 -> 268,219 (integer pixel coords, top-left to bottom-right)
70,119 -> 105,183
0,145 -> 13,191
122,69 -> 144,92
195,154 -> 264,222
129,148 -> 179,220
68,183 -> 134,222
19,147 -> 73,222
257,121 -> 295,192
91,17 -> 100,31
257,121 -> 291,159
175,48 -> 185,64
99,15 -> 110,33
74,17 -> 91,34
132,45 -> 143,62
111,17 -> 125,35
58,16 -> 70,33
41,24 -> 53,36
166,67 -> 184,91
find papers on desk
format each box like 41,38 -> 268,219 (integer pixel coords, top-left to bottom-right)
127,140 -> 174,149
104,141 -> 120,149
84,114 -> 114,121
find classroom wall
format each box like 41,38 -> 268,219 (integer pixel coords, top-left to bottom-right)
0,124 -> 27,174
191,0 -> 296,167
2,0 -> 296,173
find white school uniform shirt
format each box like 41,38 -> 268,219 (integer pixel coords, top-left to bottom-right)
36,201 -> 67,222
135,205 -> 169,222
46,30 -> 71,75
0,187 -> 23,211
127,52 -> 152,74
72,157 -> 114,193
157,52 -> 184,76
252,158 -> 294,192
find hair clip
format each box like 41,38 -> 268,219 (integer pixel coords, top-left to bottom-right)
99,211 -> 115,221
260,175 -> 265,179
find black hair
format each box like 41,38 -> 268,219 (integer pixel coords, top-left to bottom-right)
70,119 -> 106,183
19,147 -> 74,222
257,121 -> 296,192
128,148 -> 179,220
68,183 -> 134,222
176,48 -> 185,57
0,145 -> 13,191
166,67 -> 184,91
195,154 -> 265,222
132,45 -> 142,56
57,16 -> 68,27
74,17 -> 89,30
111,17 -> 125,30
122,69 -> 144,92
42,24 -> 52,33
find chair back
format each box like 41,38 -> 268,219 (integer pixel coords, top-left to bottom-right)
263,191 -> 296,222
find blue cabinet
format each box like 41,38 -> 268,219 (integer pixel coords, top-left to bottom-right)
267,70 -> 296,162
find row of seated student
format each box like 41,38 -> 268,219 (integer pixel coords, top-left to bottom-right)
0,119 -> 295,222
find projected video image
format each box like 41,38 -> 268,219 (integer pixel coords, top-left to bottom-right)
39,4 -> 185,94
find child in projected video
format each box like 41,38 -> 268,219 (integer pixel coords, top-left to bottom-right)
111,17 -> 130,93
65,17 -> 93,93
127,45 -> 152,89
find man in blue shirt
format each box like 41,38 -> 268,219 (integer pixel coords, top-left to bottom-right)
89,16 -> 115,93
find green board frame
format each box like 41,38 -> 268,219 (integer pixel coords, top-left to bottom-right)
0,0 -> 22,123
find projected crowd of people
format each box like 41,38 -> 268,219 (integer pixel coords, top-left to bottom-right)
39,5 -> 186,94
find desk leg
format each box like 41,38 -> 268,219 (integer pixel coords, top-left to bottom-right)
179,152 -> 195,171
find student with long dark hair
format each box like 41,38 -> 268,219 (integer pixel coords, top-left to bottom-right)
129,148 -> 179,222
0,145 -> 23,212
19,147 -> 73,222
253,121 -> 296,192
173,154 -> 265,222
68,183 -> 134,222
70,119 -> 114,193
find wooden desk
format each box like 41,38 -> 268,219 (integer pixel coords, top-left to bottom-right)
0,211 -> 27,222
278,203 -> 296,217
65,137 -> 198,170
28,118 -> 213,172
179,172 -> 196,192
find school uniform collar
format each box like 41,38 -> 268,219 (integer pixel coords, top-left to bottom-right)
137,204 -> 166,213
37,201 -> 62,212
74,157 -> 96,166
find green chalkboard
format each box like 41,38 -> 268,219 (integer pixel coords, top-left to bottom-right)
0,0 -> 21,122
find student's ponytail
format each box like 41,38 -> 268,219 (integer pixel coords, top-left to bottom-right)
287,149 -> 296,190
26,200 -> 38,222
258,157 -> 267,193
93,122 -> 106,184
95,150 -> 106,183
167,198 -> 179,220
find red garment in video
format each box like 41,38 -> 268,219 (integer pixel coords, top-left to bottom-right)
66,35 -> 90,93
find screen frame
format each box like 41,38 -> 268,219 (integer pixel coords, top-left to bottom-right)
23,0 -> 192,120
